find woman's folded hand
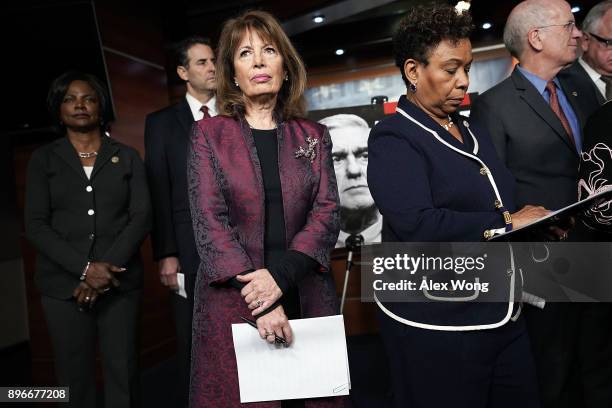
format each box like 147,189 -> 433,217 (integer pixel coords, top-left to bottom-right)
85,261 -> 125,289
73,282 -> 99,310
255,305 -> 293,344
237,268 -> 282,316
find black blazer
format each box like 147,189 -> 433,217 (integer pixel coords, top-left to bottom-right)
144,98 -> 199,275
25,136 -> 152,299
558,60 -> 606,120
470,67 -> 588,211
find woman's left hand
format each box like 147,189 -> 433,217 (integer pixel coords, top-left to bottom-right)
237,269 -> 282,316
73,282 -> 99,310
256,305 -> 293,344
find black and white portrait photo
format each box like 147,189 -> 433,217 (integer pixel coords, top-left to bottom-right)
318,114 -> 383,248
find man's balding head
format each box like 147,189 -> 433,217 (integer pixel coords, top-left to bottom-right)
504,0 -> 560,58
504,0 -> 581,77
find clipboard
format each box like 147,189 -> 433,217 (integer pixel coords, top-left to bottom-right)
489,187 -> 612,241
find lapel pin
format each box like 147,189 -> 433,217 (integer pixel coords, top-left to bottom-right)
111,156 -> 119,163
572,91 -> 578,97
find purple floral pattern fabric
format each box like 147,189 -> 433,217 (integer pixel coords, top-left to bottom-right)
187,115 -> 347,407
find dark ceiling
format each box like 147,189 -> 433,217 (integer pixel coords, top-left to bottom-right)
160,0 -> 602,72
2,0 -> 602,134
5,0 -> 602,76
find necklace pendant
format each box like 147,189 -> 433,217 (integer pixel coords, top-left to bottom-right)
78,151 -> 98,159
443,117 -> 454,131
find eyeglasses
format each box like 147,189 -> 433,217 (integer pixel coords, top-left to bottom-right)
588,32 -> 612,48
535,21 -> 576,32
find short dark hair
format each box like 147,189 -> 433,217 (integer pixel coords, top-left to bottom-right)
393,4 -> 474,87
47,71 -> 113,133
174,35 -> 212,68
216,10 -> 307,120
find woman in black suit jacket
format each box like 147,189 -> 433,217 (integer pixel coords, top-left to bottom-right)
25,72 -> 151,408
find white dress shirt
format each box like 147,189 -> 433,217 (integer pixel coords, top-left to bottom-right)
186,92 -> 217,121
578,57 -> 607,99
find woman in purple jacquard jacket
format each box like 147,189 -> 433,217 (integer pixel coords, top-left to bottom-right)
187,10 -> 347,408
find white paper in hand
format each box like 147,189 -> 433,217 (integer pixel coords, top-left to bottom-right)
231,314 -> 350,403
175,272 -> 187,299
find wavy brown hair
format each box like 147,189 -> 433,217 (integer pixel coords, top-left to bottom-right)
216,10 -> 307,120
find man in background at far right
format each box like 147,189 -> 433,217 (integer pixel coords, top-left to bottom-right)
559,0 -> 612,118
471,0 -> 611,407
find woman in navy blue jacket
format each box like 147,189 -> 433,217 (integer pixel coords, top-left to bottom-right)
367,5 -> 550,408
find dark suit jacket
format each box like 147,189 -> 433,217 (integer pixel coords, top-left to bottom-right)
470,67 -> 588,211
144,98 -> 199,276
25,136 -> 152,299
558,60 -> 605,120
188,115 -> 342,407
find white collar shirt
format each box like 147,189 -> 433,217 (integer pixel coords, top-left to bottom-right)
186,92 -> 217,121
578,57 -> 607,99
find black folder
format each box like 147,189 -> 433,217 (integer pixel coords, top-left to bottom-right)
489,188 -> 612,242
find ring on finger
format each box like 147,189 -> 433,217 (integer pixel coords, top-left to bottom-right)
255,300 -> 264,308
264,331 -> 274,337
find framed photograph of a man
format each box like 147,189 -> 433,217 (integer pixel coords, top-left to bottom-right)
309,104 -> 386,248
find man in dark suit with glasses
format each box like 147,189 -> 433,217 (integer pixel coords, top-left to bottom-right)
559,1 -> 612,119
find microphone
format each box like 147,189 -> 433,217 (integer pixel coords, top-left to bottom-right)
340,234 -> 364,313
346,234 -> 365,249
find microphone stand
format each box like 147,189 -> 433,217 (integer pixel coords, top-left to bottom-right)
340,234 -> 364,313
